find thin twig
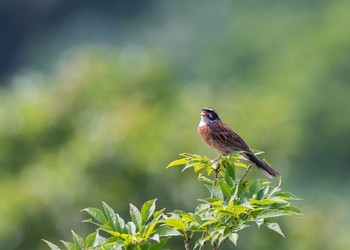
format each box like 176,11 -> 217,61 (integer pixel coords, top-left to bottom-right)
240,164 -> 252,182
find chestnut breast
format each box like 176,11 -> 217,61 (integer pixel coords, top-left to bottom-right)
198,124 -> 231,154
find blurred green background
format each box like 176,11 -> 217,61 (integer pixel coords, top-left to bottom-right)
1,0 -> 350,249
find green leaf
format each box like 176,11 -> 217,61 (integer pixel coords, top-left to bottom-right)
116,213 -> 125,232
277,192 -> 302,200
155,226 -> 182,237
205,184 -> 224,200
249,180 -> 262,196
82,208 -> 108,225
268,177 -> 282,197
162,218 -> 186,232
257,209 -> 290,218
85,232 -> 97,248
60,240 -> 76,250
125,221 -> 136,234
148,238 -> 169,250
231,205 -> 252,216
129,203 -> 142,230
42,240 -> 61,250
264,221 -> 285,238
249,197 -> 287,205
219,181 -> 232,198
228,233 -> 238,246
150,234 -> 160,242
256,186 -> 269,200
144,212 -> 163,239
141,199 -> 157,224
280,206 -> 302,214
102,202 -> 118,231
71,231 -> 84,249
223,160 -> 235,181
166,158 -> 188,168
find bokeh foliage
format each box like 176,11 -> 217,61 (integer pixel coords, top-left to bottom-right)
0,0 -> 350,249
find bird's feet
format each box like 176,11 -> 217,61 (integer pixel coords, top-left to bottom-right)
210,154 -> 222,170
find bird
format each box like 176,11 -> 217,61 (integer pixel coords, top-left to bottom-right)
198,107 -> 279,178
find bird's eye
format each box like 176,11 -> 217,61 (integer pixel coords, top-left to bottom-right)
208,112 -> 214,120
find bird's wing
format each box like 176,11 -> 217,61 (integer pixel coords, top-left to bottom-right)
209,121 -> 251,152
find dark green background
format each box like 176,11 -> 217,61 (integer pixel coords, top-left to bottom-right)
0,1 -> 349,249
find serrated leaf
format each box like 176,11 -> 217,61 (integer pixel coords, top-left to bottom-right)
102,202 -> 117,231
85,232 -> 97,248
144,212 -> 163,239
154,226 -> 182,237
141,199 -> 157,224
222,160 -> 236,180
71,231 -> 84,249
257,209 -> 290,218
249,180 -> 261,196
277,192 -> 302,200
60,240 -> 76,250
255,217 -> 264,228
125,221 -> 136,234
162,218 -> 186,232
228,233 -> 238,246
219,181 -> 232,198
148,238 -> 169,250
82,208 -> 108,225
249,197 -> 287,205
42,240 -> 61,250
280,206 -> 302,214
198,175 -> 214,184
116,213 -> 125,232
150,234 -> 160,242
257,186 -> 269,200
205,184 -> 224,200
264,221 -> 285,238
166,158 -> 188,168
268,177 -> 282,197
129,203 -> 142,230
231,205 -> 252,216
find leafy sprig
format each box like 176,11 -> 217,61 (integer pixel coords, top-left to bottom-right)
44,152 -> 301,250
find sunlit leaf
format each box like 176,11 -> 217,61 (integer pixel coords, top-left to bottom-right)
277,192 -> 302,200
166,158 -> 188,169
249,180 -> 262,196
82,208 -> 108,225
256,186 -> 269,200
162,218 -> 186,232
228,233 -> 239,245
71,231 -> 84,249
141,199 -> 157,224
280,206 -> 302,215
264,221 -> 285,238
42,240 -> 61,250
130,203 -> 142,230
60,240 -> 76,250
154,226 -> 182,237
205,185 -> 224,200
257,209 -> 290,218
85,232 -> 97,248
102,201 -> 117,231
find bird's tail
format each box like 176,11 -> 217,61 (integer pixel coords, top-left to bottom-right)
245,152 -> 279,178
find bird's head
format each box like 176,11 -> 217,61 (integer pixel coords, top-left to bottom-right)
200,107 -> 220,122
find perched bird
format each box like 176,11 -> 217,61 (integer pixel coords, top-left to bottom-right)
198,107 -> 279,178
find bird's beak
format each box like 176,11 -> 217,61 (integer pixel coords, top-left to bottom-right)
200,111 -> 207,116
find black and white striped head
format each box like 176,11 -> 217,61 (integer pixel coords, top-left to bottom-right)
199,107 -> 220,126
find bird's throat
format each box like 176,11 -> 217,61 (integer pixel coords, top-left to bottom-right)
199,116 -> 210,127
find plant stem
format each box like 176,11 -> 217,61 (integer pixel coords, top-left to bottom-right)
184,239 -> 190,250
240,164 -> 252,182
